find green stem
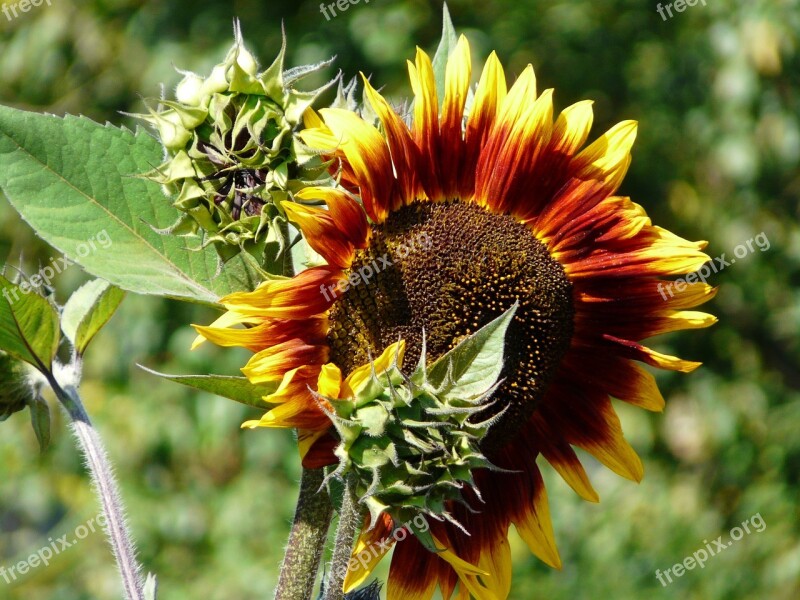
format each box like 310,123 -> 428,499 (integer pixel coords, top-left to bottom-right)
274,467 -> 334,600
51,380 -> 146,600
324,475 -> 364,600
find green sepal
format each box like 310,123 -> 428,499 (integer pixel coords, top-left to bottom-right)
28,393 -> 51,453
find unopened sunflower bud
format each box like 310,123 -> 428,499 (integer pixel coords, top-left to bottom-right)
0,352 -> 34,422
319,339 -> 506,541
137,22 -> 336,266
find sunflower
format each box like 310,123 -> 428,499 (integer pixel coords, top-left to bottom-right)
194,36 -> 716,599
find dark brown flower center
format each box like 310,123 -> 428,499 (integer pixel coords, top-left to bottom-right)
327,200 -> 574,450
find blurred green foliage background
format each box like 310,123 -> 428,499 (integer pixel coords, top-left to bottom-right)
1,0 -> 798,598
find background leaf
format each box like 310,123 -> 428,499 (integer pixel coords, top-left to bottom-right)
0,275 -> 59,370
61,279 -> 126,355
0,107 -> 262,304
137,366 -> 277,409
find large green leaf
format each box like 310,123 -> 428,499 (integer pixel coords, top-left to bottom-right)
425,303 -> 518,400
0,106 -> 262,304
0,275 -> 60,370
138,366 -> 276,409
61,279 -> 126,355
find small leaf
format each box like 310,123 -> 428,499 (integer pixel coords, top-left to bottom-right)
426,303 -> 518,400
143,573 -> 159,600
432,3 -> 459,110
28,394 -> 51,452
61,279 -> 126,355
138,366 -> 277,408
0,275 -> 60,370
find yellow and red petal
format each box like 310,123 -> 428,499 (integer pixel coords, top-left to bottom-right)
300,430 -> 339,468
533,418 -> 600,502
242,399 -> 329,430
538,379 -> 644,482
408,48 -> 443,201
242,339 -> 329,384
462,51 -> 507,195
361,76 -> 422,212
387,537 -> 442,600
193,315 -> 328,353
438,35 -> 472,198
476,536 -> 512,599
569,119 -> 638,196
295,187 -> 371,250
220,266 -> 345,319
506,462 -> 562,569
315,107 -> 397,223
284,201 -> 356,268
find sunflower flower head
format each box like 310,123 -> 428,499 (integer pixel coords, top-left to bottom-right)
138,23 -> 335,264
195,29 -> 717,599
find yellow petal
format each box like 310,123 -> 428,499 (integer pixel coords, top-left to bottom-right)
317,362 -> 342,399
512,467 -> 562,569
342,340 -> 406,397
552,99 -> 594,155
191,309 -> 254,349
441,35 -> 472,140
573,120 -> 637,191
477,537 -> 512,599
495,65 -> 537,133
468,52 -> 507,137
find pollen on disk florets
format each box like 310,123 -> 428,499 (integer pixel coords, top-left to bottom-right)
327,200 -> 575,450
138,25 -> 335,264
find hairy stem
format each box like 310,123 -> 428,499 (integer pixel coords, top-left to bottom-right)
324,475 -> 364,600
274,467 -> 333,600
54,381 -> 146,600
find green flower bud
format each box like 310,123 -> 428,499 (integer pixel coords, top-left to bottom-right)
137,22 -> 336,267
319,338 -> 508,539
